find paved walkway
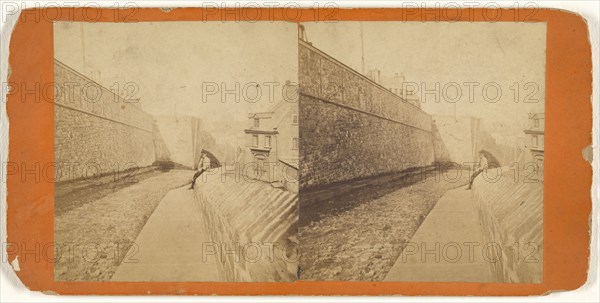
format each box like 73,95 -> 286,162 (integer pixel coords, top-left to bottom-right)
111,186 -> 220,281
384,186 -> 495,282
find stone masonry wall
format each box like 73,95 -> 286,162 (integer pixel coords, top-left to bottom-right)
54,60 -> 155,182
472,169 -> 543,283
433,115 -> 515,167
299,41 -> 434,189
193,174 -> 298,282
431,116 -> 478,165
153,115 -> 225,169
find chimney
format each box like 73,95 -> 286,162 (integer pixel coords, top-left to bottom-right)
299,24 -> 308,42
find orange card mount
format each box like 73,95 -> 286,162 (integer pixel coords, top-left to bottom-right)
3,7 -> 593,295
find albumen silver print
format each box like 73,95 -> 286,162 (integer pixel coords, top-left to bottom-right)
52,20 -> 545,283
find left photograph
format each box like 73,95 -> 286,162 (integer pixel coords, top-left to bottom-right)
53,21 -> 299,282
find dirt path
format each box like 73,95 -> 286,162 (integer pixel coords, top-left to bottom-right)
299,168 -> 470,281
54,169 -> 193,281
55,167 -> 168,216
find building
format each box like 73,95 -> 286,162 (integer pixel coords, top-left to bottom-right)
524,112 -> 545,169
244,99 -> 299,192
367,69 -> 420,108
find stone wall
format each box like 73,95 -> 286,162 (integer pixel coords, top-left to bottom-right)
54,60 -> 155,182
431,116 -> 479,165
193,173 -> 298,281
431,122 -> 452,163
298,41 -> 434,189
153,115 -> 225,169
432,115 -> 518,167
472,169 -> 543,283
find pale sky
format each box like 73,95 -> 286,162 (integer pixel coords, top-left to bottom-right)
54,21 -> 298,147
302,22 -> 546,134
54,21 -> 546,140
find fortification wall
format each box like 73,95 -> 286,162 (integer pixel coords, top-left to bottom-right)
298,41 -> 434,189
54,60 -> 155,182
432,115 -> 520,167
153,116 -> 225,169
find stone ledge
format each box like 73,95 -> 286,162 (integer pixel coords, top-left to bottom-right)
472,169 -> 543,283
193,175 -> 298,281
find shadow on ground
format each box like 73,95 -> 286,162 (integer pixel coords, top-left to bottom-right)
300,165 -> 469,226
298,166 -> 471,281
54,168 -> 193,281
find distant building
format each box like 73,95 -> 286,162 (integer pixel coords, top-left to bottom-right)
367,69 -> 420,108
366,69 -> 381,83
524,112 -> 545,169
244,99 -> 299,192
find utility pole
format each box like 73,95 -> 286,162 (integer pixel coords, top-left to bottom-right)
80,23 -> 86,75
360,22 -> 365,74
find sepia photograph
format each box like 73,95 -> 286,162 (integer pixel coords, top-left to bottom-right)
1,1 -> 597,299
52,21 -> 299,282
297,22 -> 545,283
51,19 -> 545,284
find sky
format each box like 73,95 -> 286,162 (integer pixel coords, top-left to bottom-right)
54,21 -> 546,141
54,21 -> 298,148
302,22 -> 547,134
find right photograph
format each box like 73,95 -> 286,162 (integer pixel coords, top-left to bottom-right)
297,22 -> 546,283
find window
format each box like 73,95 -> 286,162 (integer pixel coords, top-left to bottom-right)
534,118 -> 539,128
532,135 -> 538,147
265,136 -> 271,148
292,114 -> 298,124
252,135 -> 259,147
254,118 -> 260,128
292,137 -> 299,150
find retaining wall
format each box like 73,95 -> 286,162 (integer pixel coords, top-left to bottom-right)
472,169 -> 543,283
54,60 -> 155,182
298,41 -> 434,190
193,174 -> 298,281
153,115 -> 224,168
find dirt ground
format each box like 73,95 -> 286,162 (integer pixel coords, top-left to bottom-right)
54,169 -> 193,281
299,167 -> 471,281
55,167 -> 166,216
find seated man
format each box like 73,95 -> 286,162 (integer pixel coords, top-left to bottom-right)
189,154 -> 211,190
466,151 -> 489,190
